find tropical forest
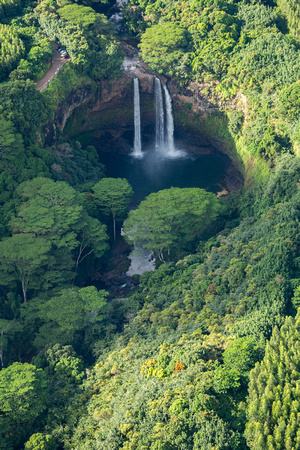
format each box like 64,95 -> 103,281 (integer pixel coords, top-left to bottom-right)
1,0 -> 300,448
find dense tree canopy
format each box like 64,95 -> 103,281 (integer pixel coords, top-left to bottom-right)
0,177 -> 109,299
35,286 -> 108,348
0,80 -> 51,135
0,25 -> 25,81
36,1 -> 123,80
124,187 -> 222,260
0,234 -> 51,303
246,314 -> 300,449
139,23 -> 191,79
0,362 -> 48,448
2,0 -> 300,447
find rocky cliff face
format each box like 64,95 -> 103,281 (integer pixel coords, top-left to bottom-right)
49,43 -> 226,141
51,45 -> 175,140
45,48 -> 243,180
42,84 -> 93,145
56,71 -> 157,140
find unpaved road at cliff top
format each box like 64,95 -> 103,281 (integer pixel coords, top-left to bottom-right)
36,42 -> 70,91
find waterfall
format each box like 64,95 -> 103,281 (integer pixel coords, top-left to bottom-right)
163,84 -> 176,156
132,77 -> 182,158
155,77 -> 165,149
133,78 -> 142,157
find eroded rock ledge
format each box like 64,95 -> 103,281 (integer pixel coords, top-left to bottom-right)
48,45 -> 226,140
42,44 -> 243,192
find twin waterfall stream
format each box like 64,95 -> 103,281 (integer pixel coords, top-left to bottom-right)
133,78 -> 142,157
133,77 -> 179,158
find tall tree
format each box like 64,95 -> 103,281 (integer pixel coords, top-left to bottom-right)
11,177 -> 83,250
8,177 -> 108,289
0,234 -> 51,302
92,178 -> 133,242
73,215 -> 108,280
124,187 -> 222,261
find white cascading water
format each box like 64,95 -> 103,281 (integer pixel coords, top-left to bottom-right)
109,0 -> 128,31
133,78 -> 142,157
163,84 -> 177,156
155,77 -> 165,150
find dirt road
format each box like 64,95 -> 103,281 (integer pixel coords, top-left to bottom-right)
36,42 -> 70,91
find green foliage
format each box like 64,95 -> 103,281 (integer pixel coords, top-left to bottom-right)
25,433 -> 57,450
35,3 -> 123,81
228,110 -> 244,136
0,24 -> 25,81
19,286 -> 109,357
123,0 -> 300,163
124,187 -> 223,261
58,4 -> 112,32
11,177 -> 83,249
190,5 -> 239,78
292,285 -> 300,309
0,234 -> 52,303
0,362 -> 48,448
276,0 -> 300,38
31,344 -> 87,447
0,79 -> 52,137
213,336 -> 264,393
256,154 -> 300,210
245,314 -> 300,449
0,116 -> 54,235
223,337 -> 263,374
0,177 -> 108,300
237,3 -> 281,33
50,142 -> 105,188
3,0 -> 300,446
18,39 -> 53,79
42,63 -> 93,113
92,177 -> 133,241
0,0 -> 22,19
138,23 -> 191,80
70,330 -> 243,448
37,286 -> 108,346
193,415 -> 240,449
279,81 -> 300,121
230,32 -> 300,88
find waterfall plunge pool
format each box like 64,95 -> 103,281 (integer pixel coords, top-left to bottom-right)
72,77 -> 242,279
91,133 -> 233,207
89,78 -> 236,205
91,135 -> 233,276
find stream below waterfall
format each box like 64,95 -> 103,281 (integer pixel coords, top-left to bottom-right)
85,119 -> 234,280
78,69 -> 238,279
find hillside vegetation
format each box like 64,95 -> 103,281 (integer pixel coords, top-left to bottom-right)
1,0 -> 300,449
